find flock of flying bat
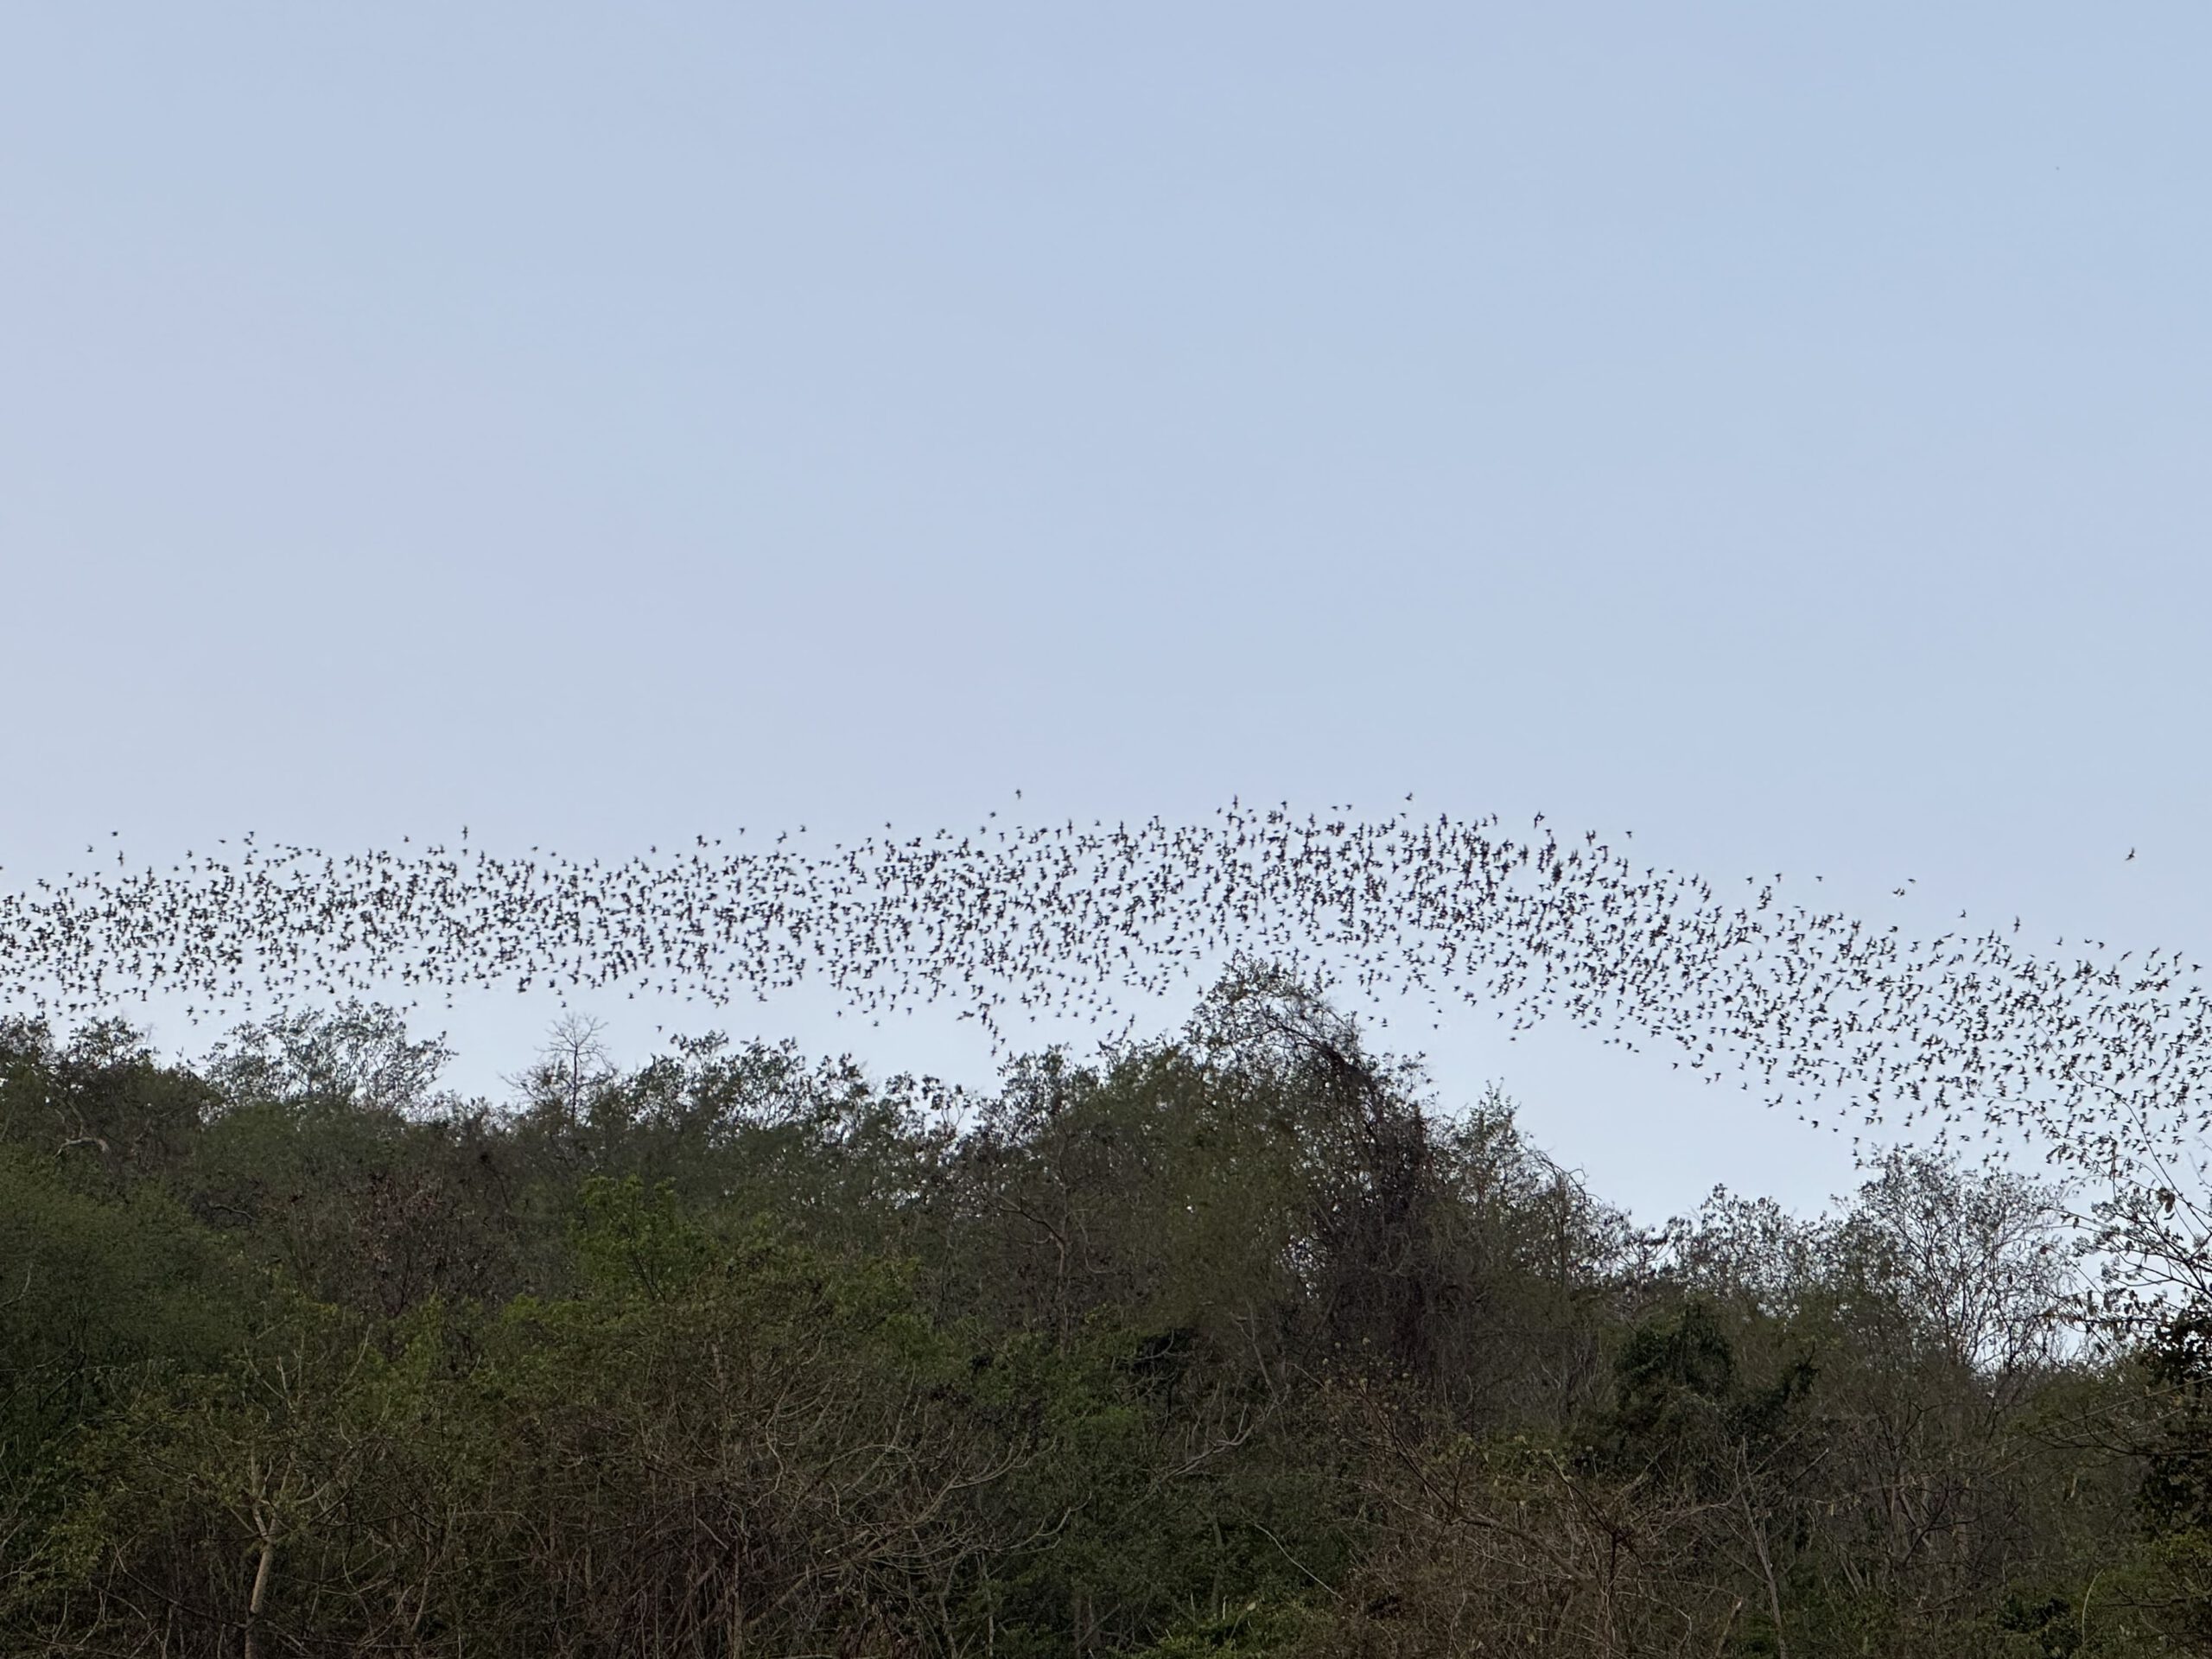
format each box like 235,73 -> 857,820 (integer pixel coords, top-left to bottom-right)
0,803 -> 2202,1185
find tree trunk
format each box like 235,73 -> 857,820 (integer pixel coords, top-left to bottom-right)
243,1534 -> 275,1659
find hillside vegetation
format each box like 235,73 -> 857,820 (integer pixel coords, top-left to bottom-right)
3,969 -> 2207,1656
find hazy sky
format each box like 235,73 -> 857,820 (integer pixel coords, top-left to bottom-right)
4,6 -> 2207,1221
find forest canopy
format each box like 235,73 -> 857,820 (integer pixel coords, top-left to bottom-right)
3,967 -> 2209,1657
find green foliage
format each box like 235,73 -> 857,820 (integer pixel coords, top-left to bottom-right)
0,1141 -> 246,1616
2138,1311 -> 2212,1536
1135,1598 -> 1315,1656
0,982 -> 2190,1656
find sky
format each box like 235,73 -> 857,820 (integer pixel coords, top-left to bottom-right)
3,5 -> 2208,1223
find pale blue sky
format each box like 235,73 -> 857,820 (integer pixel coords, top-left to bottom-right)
3,6 -> 2207,1219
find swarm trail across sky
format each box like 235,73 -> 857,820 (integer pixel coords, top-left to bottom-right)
2,804 -> 2204,1188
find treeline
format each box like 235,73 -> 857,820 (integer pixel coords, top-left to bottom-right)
1,968 -> 2207,1656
